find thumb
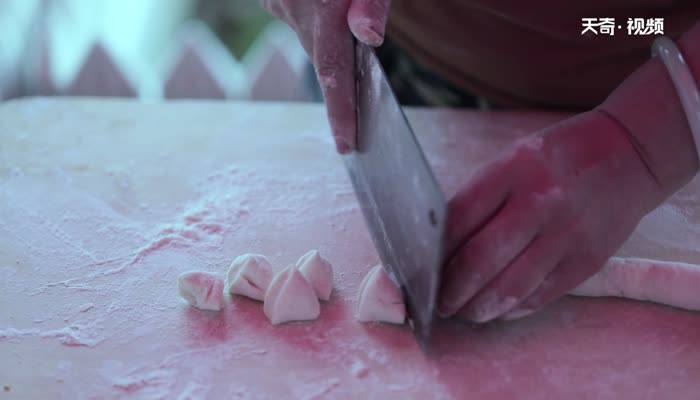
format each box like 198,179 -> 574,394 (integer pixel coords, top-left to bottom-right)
347,0 -> 392,47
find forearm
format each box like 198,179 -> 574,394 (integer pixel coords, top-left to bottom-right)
598,21 -> 700,204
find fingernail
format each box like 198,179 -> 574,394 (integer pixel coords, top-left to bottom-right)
436,302 -> 453,318
467,294 -> 518,323
500,308 -> 535,321
349,18 -> 384,46
438,281 -> 466,317
443,257 -> 459,275
437,289 -> 459,317
438,272 -> 481,319
334,136 -> 351,154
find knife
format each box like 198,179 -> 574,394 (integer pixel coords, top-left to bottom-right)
344,40 -> 447,352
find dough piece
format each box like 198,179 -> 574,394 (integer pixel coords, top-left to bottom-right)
264,265 -> 321,325
295,249 -> 333,301
227,253 -> 273,301
177,271 -> 224,311
356,264 -> 406,324
569,257 -> 700,311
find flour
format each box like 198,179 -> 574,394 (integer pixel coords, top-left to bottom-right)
0,323 -> 103,347
30,170 -> 252,291
296,378 -> 340,400
350,359 -> 369,378
112,369 -> 177,395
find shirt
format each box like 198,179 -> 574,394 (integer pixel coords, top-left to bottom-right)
387,0 -> 700,110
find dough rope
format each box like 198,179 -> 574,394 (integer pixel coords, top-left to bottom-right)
568,257 -> 700,311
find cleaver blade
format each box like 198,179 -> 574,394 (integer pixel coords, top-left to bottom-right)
343,41 -> 447,352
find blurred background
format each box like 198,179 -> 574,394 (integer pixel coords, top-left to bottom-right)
0,0 -> 317,102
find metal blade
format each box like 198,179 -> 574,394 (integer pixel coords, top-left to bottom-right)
344,41 -> 447,352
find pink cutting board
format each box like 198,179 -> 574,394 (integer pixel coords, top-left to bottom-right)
1,98 -> 698,399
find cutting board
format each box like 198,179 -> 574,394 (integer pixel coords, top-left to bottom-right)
1,98 -> 699,399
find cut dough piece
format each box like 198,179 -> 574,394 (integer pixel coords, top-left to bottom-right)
264,265 -> 321,325
296,249 -> 333,301
178,271 -> 224,311
227,253 -> 273,301
569,257 -> 700,311
356,264 -> 406,324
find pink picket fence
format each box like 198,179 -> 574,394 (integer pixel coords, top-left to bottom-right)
0,1 -> 314,102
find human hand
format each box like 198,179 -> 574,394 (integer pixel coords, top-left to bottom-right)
438,110 -> 665,322
260,0 -> 392,154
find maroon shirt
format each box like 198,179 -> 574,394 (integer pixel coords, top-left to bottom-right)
387,1 -> 700,110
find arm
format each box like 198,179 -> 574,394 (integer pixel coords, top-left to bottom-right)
439,23 -> 700,322
598,21 -> 700,202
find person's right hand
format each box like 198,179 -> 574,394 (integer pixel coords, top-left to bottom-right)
260,0 -> 392,154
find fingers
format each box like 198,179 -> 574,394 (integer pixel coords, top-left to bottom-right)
347,0 -> 392,46
457,234 -> 566,323
444,161 -> 511,260
312,2 -> 357,153
438,197 -> 542,317
513,256 -> 600,315
259,0 -> 282,18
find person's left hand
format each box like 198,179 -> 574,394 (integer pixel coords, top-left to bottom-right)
437,110 -> 665,322
259,0 -> 392,154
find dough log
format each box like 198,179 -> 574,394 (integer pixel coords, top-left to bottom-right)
569,257 -> 700,311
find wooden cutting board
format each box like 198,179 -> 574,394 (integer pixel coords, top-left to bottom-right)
1,98 -> 698,399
